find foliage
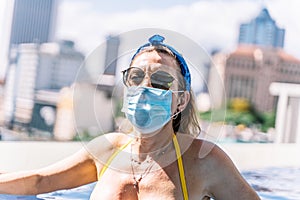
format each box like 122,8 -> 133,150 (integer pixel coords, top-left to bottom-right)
199,98 -> 275,132
72,129 -> 100,141
115,99 -> 125,118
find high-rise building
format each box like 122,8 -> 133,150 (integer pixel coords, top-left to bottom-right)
207,51 -> 227,109
4,41 -> 84,130
238,8 -> 285,48
95,35 -> 120,96
223,7 -> 296,112
9,0 -> 58,46
103,35 -> 120,76
0,0 -> 58,81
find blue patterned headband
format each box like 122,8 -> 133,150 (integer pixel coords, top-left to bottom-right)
131,35 -> 191,91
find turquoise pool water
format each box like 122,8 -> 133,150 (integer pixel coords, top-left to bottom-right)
1,167 -> 299,199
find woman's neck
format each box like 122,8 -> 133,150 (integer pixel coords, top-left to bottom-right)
131,124 -> 174,162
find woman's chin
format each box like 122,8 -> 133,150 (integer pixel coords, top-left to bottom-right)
132,129 -> 161,138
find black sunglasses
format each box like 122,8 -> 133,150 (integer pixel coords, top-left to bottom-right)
122,67 -> 175,90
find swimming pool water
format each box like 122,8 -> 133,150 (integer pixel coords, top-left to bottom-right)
243,167 -> 300,200
1,167 -> 299,200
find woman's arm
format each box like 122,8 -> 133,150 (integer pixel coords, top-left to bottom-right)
0,148 -> 98,195
0,132 -> 123,195
207,145 -> 260,200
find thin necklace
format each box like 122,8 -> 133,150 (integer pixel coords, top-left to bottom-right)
130,143 -> 156,193
129,136 -> 174,193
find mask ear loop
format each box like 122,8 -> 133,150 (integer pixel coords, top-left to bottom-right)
172,106 -> 182,133
172,92 -> 185,120
172,108 -> 181,120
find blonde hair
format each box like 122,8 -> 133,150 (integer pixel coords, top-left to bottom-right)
130,45 -> 201,137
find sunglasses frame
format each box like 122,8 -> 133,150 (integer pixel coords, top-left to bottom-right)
122,66 -> 181,90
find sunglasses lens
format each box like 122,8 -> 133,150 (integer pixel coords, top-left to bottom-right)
151,71 -> 174,90
124,67 -> 145,86
123,67 -> 175,90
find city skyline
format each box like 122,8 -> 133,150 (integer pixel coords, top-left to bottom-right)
1,0 -> 300,79
0,0 -> 298,143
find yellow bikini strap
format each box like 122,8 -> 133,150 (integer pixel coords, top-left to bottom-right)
98,135 -> 189,200
98,139 -> 133,180
173,134 -> 189,200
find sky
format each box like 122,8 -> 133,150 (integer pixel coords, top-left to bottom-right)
54,0 -> 300,59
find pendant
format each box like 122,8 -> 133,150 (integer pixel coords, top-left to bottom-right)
133,181 -> 139,193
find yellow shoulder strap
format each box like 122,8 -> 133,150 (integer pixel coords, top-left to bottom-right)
98,139 -> 132,180
173,134 -> 189,200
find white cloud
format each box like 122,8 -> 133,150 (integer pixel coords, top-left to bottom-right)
55,0 -> 300,59
0,0 -> 14,79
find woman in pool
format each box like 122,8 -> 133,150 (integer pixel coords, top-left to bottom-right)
0,35 -> 260,200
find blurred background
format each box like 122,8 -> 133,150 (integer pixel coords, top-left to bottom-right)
0,0 -> 299,144
1,1 -> 300,199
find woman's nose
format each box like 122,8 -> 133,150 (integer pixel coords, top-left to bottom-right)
140,74 -> 152,87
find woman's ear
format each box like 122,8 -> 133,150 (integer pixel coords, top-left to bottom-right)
177,91 -> 190,112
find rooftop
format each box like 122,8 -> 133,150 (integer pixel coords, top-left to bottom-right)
230,45 -> 300,64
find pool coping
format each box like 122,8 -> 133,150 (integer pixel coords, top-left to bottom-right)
0,141 -> 299,172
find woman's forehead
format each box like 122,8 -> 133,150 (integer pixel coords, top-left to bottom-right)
131,51 -> 178,69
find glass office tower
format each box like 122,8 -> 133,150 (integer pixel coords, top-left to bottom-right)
238,8 -> 285,48
9,0 -> 58,46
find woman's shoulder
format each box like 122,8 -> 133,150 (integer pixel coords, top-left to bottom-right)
89,132 -> 129,144
84,132 -> 132,157
184,137 -> 236,173
176,133 -> 226,161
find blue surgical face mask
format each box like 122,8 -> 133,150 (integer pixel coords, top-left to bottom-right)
121,86 -> 173,134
